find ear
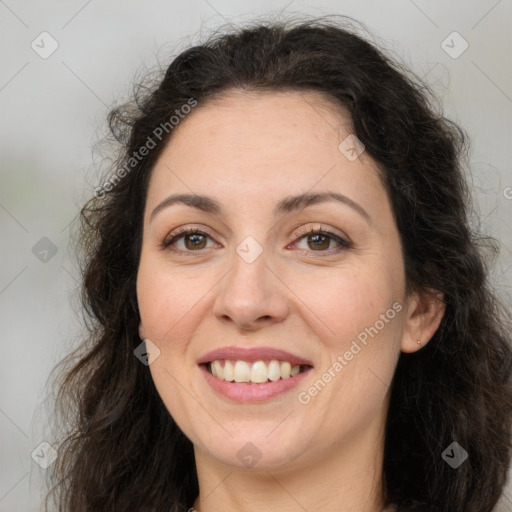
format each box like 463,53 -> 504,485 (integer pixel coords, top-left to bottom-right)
138,322 -> 146,341
401,288 -> 446,353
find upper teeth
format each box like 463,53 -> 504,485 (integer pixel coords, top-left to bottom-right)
209,360 -> 303,383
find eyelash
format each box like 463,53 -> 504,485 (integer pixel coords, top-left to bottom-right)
160,226 -> 352,256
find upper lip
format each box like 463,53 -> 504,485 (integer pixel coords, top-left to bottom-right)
197,346 -> 314,367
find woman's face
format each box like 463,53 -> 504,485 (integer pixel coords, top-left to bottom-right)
137,89 -> 416,471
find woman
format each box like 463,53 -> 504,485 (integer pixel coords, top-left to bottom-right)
45,16 -> 512,512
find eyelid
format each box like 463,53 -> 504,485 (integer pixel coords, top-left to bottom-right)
161,225 -> 217,249
291,223 -> 350,244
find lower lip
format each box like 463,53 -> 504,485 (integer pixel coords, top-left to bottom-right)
199,364 -> 313,403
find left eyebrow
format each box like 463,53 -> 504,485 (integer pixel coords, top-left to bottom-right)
149,191 -> 372,226
274,191 -> 372,225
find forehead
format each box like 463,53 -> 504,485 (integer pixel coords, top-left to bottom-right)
145,89 -> 388,225
163,88 -> 358,164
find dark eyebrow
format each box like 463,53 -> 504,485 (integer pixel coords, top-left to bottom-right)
150,192 -> 372,225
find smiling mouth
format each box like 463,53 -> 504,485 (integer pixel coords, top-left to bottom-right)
203,359 -> 312,384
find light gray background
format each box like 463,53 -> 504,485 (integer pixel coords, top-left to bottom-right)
1,1 -> 511,510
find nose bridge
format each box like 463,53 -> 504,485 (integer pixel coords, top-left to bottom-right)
213,234 -> 288,327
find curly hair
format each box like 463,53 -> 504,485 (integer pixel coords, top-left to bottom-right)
44,15 -> 512,512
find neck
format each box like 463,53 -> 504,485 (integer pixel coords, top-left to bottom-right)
191,408 -> 389,512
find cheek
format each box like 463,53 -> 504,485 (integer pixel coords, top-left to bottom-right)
298,262 -> 402,349
137,259 -> 210,438
313,265 -> 402,407
136,256 -> 209,345
296,262 -> 402,409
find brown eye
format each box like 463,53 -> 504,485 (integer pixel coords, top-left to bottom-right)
161,226 -> 351,256
293,228 -> 351,254
161,229 -> 214,252
306,232 -> 331,251
182,233 -> 208,250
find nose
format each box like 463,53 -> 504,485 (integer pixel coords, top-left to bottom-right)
212,247 -> 290,331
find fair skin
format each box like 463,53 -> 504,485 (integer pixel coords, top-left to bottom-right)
136,89 -> 445,512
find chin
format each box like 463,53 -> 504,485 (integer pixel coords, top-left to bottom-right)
195,426 -> 313,471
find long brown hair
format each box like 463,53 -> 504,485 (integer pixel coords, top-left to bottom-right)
44,15 -> 512,512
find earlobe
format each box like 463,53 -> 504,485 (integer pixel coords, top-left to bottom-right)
401,290 -> 446,353
138,322 -> 146,341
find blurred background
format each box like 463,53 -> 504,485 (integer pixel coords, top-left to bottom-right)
1,0 -> 511,510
